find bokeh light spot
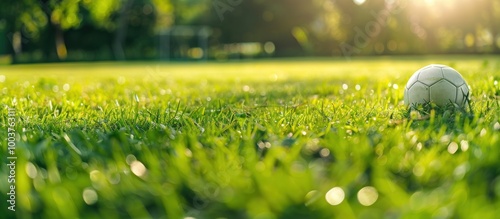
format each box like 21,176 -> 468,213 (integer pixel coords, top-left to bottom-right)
305,190 -> 320,206
126,154 -> 136,165
353,0 -> 366,5
357,186 -> 378,206
460,140 -> 469,151
131,160 -> 148,178
26,162 -> 38,179
82,188 -> 98,205
63,83 -> 70,91
320,148 -> 330,157
447,142 -> 458,154
325,187 -> 345,206
264,42 -> 275,54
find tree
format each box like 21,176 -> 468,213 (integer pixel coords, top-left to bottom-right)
0,0 -> 48,62
207,0 -> 322,56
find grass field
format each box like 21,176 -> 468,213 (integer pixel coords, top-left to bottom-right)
1,56 -> 500,219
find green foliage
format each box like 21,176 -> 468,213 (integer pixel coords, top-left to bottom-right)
3,0 -> 500,62
50,0 -> 82,29
81,0 -> 121,30
0,56 -> 499,218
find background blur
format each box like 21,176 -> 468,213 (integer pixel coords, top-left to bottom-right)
1,0 -> 499,63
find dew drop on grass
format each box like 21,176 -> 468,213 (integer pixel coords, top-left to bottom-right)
26,162 -> 38,179
131,161 -> 148,178
357,186 -> 378,206
447,142 -> 459,154
494,122 -> 500,131
126,154 -> 136,165
89,170 -> 101,182
480,128 -> 487,137
413,165 -> 424,177
320,148 -> 330,157
325,187 -> 345,206
305,139 -> 320,152
305,190 -> 320,206
265,142 -> 272,148
243,85 -> 250,92
82,188 -> 98,205
460,140 -> 469,151
108,172 -> 121,185
410,136 -> 418,145
257,141 -> 266,149
440,135 -> 451,144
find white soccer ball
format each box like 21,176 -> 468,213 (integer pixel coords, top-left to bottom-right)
404,64 -> 470,108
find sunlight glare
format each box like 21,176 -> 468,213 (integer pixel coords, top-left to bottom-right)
353,0 -> 366,5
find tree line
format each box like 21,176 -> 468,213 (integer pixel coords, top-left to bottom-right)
1,0 -> 499,63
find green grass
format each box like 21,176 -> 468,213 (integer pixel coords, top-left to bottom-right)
1,56 -> 499,219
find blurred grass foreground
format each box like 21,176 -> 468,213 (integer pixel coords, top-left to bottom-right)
0,57 -> 500,218
2,0 -> 500,218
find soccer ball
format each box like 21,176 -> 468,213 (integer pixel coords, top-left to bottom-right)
404,64 -> 470,108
